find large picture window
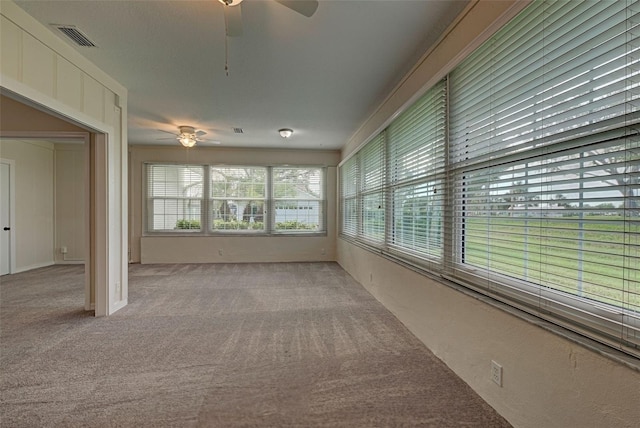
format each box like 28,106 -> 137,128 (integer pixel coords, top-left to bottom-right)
147,164 -> 326,235
339,0 -> 639,357
448,0 -> 639,351
210,167 -> 266,232
456,138 -> 638,314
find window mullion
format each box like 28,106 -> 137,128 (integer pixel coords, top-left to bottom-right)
266,166 -> 273,234
384,130 -> 391,250
202,166 -> 209,234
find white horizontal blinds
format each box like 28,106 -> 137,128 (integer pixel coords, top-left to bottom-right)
210,166 -> 266,231
459,139 -> 639,311
147,164 -> 203,231
391,179 -> 444,259
273,167 -> 324,232
361,133 -> 386,192
450,0 -> 640,352
388,79 -> 447,183
360,133 -> 386,243
340,156 -> 358,237
622,132 -> 640,339
450,0 -> 640,168
388,79 -> 446,261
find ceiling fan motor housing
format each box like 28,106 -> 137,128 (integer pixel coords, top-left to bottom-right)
219,0 -> 243,6
178,126 -> 196,135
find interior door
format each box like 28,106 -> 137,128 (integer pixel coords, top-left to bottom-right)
0,161 -> 11,275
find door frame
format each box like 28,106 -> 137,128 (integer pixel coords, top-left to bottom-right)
0,158 -> 16,275
1,81 -> 125,316
0,132 -> 93,311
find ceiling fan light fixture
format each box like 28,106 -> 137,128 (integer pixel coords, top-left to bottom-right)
178,135 -> 197,148
177,126 -> 197,147
279,128 -> 293,139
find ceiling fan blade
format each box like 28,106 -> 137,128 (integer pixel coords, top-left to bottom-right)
195,130 -> 208,137
224,4 -> 243,37
275,0 -> 318,18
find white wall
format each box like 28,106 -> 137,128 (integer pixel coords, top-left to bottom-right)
337,1 -> 640,427
0,140 -> 85,270
54,143 -> 85,263
338,241 -> 640,428
0,139 -> 54,272
1,0 -> 128,315
130,145 -> 340,264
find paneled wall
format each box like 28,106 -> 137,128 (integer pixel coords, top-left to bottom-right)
1,1 -> 128,315
0,12 -> 119,127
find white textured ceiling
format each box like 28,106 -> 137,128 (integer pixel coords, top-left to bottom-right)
14,0 -> 468,150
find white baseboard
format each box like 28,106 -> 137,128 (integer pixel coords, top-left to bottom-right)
13,261 -> 55,273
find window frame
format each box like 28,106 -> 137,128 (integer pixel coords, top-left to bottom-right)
145,163 -> 327,236
210,166 -> 268,234
272,167 -> 326,234
145,163 -> 206,233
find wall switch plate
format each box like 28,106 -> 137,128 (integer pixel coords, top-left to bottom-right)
491,360 -> 503,387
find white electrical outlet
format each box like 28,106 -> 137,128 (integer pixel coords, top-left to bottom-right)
491,360 -> 503,387
61,246 -> 68,254
218,249 -> 223,256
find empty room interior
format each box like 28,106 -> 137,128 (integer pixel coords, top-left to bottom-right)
1,0 -> 639,427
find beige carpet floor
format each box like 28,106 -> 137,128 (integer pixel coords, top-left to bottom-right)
1,263 -> 511,427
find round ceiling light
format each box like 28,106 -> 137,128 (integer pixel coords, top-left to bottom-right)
279,128 -> 293,139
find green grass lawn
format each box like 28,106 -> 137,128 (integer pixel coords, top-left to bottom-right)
463,215 -> 640,312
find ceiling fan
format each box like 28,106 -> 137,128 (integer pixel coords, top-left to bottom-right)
218,0 -> 319,37
157,126 -> 219,148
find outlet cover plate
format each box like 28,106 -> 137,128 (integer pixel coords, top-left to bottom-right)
491,360 -> 503,387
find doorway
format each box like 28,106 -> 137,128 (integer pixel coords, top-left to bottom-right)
0,93 -> 105,314
1,80 -> 127,315
0,159 -> 14,275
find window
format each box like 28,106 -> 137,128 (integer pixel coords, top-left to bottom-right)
340,156 -> 358,237
339,0 -> 640,357
210,167 -> 266,232
339,80 -> 446,264
360,134 -> 386,244
388,79 -> 446,262
273,167 -> 324,232
458,139 -> 637,311
147,164 -> 326,235
146,164 -> 204,232
449,0 -> 639,353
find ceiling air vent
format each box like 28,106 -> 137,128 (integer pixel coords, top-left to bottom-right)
53,25 -> 97,47
233,127 -> 244,134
